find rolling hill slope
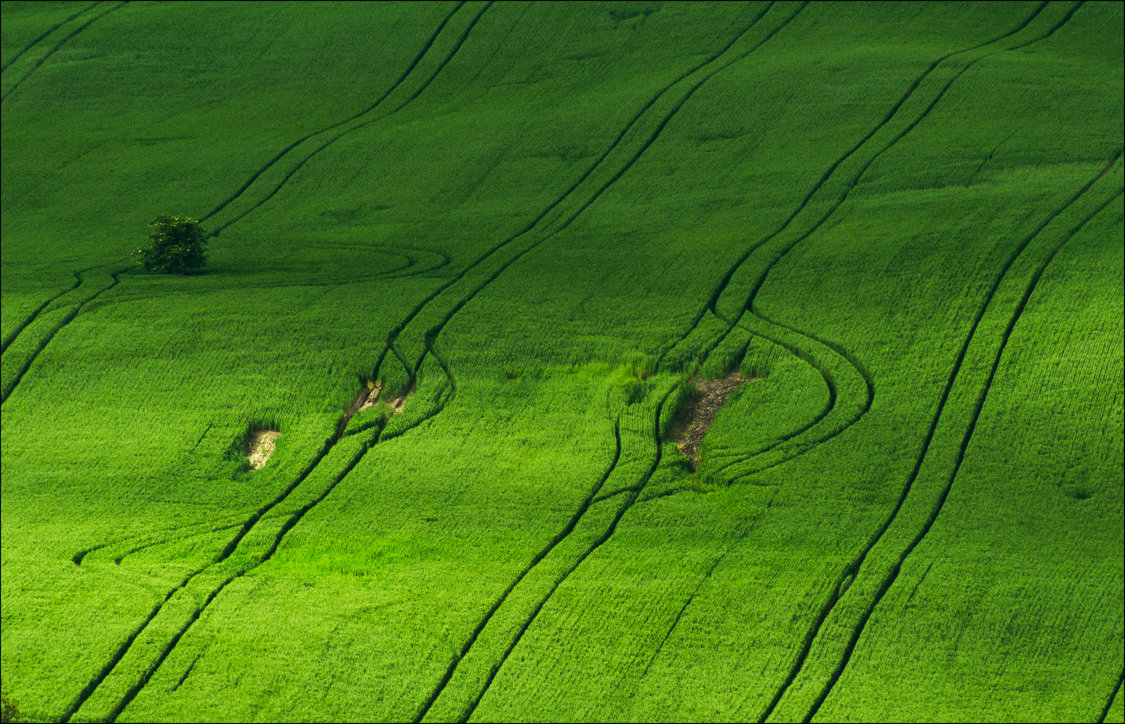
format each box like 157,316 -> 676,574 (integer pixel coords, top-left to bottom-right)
2,2 -> 1122,721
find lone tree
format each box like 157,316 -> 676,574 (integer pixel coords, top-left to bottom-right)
136,215 -> 208,274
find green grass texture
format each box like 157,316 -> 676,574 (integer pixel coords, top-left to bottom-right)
2,2 -> 1122,722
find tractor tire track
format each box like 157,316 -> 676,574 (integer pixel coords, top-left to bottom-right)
400,3 -> 806,382
1,1 -> 126,102
400,8 -> 806,716
0,2 -> 99,73
51,4 -> 484,717
645,1 -> 1052,486
451,389 -> 676,723
100,343 -> 459,721
410,8 -> 813,717
14,3 -> 471,413
758,145 -> 1119,722
206,2 -> 492,236
371,1 -> 783,381
198,2 -> 466,224
413,420 -> 622,722
64,341 -> 456,720
653,0 -> 1049,370
693,0 -> 1078,489
1,266 -> 129,405
803,182 -> 1123,723
697,311 -> 839,478
1100,672 -> 1125,724
1,265 -> 98,355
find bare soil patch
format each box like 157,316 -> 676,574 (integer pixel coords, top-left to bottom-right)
338,381 -> 413,436
670,372 -> 758,467
245,430 -> 280,470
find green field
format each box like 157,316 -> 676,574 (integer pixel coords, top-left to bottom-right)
2,1 -> 1122,721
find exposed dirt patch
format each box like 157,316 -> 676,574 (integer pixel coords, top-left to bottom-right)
670,372 -> 758,468
245,430 -> 280,470
338,381 -> 413,436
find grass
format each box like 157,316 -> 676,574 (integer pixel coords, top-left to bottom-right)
1,1 -> 1122,722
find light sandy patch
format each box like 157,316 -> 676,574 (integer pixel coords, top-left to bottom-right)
356,380 -> 385,413
246,430 -> 281,470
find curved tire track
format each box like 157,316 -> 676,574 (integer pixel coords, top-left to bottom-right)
0,2 -> 99,73
205,2 -> 492,236
1,265 -> 97,355
801,181 -> 1123,723
1,266 -> 130,405
198,2 -> 467,225
646,2 -> 1054,488
1,1 -> 126,103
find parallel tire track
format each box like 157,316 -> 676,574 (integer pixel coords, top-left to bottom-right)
698,0 -> 1080,488
0,2 -> 99,73
653,0 -> 1050,370
63,345 -> 456,721
11,3 -> 470,414
454,389 -> 676,723
1,1 -> 126,102
404,7 -> 809,718
644,2 -> 1054,486
206,2 -> 492,236
803,182 -> 1123,723
1100,672 -> 1125,724
1,267 -> 129,405
1,265 -> 96,355
412,420 -> 622,721
401,3 -> 807,382
757,146 -> 1119,722
763,137 -> 1110,718
103,341 -> 459,722
198,2 -> 466,224
371,0 -> 783,381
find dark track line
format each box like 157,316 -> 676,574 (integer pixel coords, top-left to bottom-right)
456,390 -> 676,723
763,137 -> 1120,722
642,2 -> 1055,489
51,6 -> 490,718
698,0 -> 1072,490
1,267 -> 129,405
639,537 -> 739,678
403,3 -> 807,383
760,151 -> 1119,724
1099,672 -> 1125,724
169,654 -> 200,693
804,183 -> 1123,723
412,420 -> 622,722
58,564 -> 198,722
652,0 -> 1050,371
1,266 -> 97,355
0,1 -> 126,102
0,2 -> 99,73
371,1 -> 781,381
113,520 -> 250,565
67,343 -> 455,720
698,311 -> 838,477
408,10 -> 813,717
102,344 -> 460,721
208,2 -> 493,236
198,2 -> 466,223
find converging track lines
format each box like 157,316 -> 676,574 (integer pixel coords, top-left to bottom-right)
803,179 -> 1124,724
1,265 -> 95,355
0,1 -> 126,102
668,0 -> 1065,487
1,266 -> 130,405
763,147 -> 1121,722
0,2 -> 98,73
204,1 -> 490,236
